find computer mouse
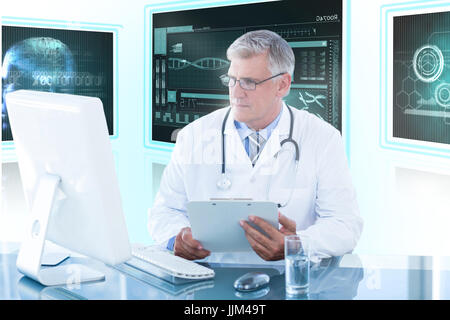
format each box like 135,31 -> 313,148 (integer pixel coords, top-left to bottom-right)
233,272 -> 270,292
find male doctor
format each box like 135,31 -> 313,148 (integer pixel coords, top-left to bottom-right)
148,30 -> 363,262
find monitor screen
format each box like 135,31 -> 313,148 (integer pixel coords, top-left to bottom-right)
151,0 -> 342,143
2,25 -> 114,142
393,11 -> 450,145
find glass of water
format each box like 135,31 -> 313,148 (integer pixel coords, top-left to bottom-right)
284,234 -> 310,296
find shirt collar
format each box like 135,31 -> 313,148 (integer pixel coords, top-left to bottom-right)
234,105 -> 283,142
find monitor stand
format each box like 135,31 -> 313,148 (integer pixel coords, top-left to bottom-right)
16,174 -> 105,286
41,250 -> 70,266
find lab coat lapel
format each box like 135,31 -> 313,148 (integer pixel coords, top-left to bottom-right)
223,109 -> 253,168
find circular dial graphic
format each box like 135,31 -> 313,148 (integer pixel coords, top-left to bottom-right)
413,45 -> 444,83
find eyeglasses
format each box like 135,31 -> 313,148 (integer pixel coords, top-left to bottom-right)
219,72 -> 286,91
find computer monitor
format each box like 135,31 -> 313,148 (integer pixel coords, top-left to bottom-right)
5,90 -> 131,286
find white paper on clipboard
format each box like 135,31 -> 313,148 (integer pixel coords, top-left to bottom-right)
186,200 -> 278,252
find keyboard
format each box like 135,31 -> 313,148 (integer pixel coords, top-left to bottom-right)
128,244 -> 215,281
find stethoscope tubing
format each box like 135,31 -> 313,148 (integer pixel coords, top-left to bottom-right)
218,105 -> 300,204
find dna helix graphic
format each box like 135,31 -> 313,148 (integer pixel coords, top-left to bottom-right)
168,57 -> 230,70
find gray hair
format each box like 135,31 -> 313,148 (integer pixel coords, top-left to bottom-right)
226,30 -> 295,78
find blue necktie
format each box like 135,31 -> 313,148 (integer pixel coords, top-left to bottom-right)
248,131 -> 266,166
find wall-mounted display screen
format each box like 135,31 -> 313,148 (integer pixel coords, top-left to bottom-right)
2,25 -> 114,141
393,11 -> 450,145
151,0 -> 342,143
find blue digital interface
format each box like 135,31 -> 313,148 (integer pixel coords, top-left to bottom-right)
152,0 -> 342,143
393,11 -> 450,145
2,26 -> 114,141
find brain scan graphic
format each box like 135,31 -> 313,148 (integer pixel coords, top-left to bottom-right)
2,37 -> 76,93
2,25 -> 115,142
2,37 -> 76,137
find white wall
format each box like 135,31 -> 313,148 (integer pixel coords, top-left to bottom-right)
2,0 -> 450,256
349,0 -> 450,256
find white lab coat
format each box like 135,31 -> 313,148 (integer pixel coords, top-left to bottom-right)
148,103 -> 363,263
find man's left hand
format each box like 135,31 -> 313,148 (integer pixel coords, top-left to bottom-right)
239,212 -> 297,261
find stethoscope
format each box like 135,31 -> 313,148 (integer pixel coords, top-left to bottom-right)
216,105 -> 300,208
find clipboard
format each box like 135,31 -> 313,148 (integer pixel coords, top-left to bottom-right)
186,200 -> 278,252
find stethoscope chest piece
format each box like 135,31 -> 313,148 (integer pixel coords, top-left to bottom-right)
217,173 -> 232,190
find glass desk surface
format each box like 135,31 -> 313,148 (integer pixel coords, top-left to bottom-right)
1,244 -> 450,300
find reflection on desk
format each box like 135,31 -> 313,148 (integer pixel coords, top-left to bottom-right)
230,256 -> 364,300
2,248 -> 450,300
111,256 -> 363,300
113,262 -> 215,296
17,277 -> 86,300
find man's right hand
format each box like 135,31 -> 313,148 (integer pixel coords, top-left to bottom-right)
174,227 -> 211,260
